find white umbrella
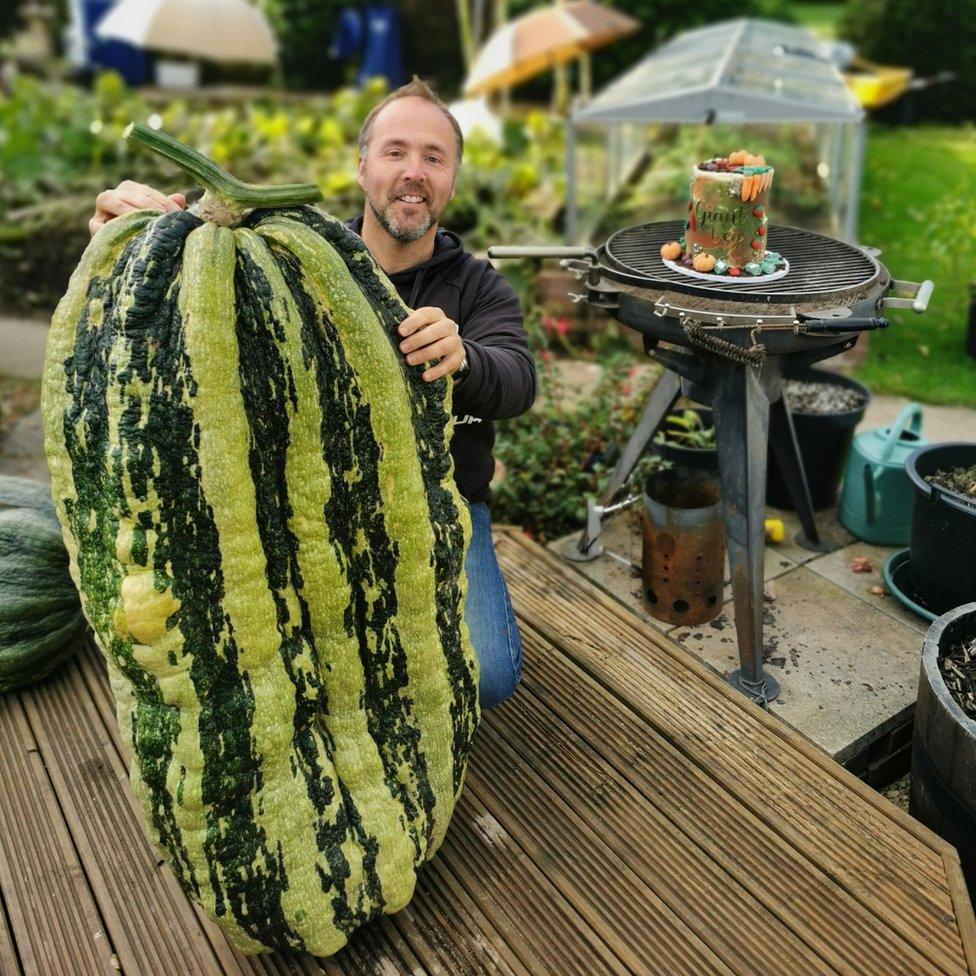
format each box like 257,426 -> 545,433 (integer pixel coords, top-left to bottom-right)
95,0 -> 277,65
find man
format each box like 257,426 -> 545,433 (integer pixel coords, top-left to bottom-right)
89,77 -> 536,709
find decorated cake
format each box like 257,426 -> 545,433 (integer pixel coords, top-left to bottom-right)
660,149 -> 786,278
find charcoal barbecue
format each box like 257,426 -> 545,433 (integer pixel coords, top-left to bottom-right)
489,220 -> 933,706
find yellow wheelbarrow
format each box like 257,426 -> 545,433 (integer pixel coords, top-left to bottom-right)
843,54 -> 955,110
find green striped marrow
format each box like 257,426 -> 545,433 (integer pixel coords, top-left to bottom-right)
41,125 -> 479,956
0,475 -> 87,691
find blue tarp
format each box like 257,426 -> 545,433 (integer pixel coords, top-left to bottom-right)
83,0 -> 151,86
330,5 -> 405,88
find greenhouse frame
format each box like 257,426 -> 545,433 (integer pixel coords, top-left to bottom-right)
566,18 -> 866,245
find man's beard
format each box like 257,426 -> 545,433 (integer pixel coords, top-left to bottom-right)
366,188 -> 440,244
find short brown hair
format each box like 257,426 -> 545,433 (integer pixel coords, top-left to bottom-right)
358,75 -> 464,172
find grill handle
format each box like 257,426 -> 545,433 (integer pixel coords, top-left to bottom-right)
803,317 -> 889,334
879,279 -> 934,313
487,246 -> 597,260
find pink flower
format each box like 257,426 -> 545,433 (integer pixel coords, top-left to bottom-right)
554,317 -> 570,336
540,349 -> 554,363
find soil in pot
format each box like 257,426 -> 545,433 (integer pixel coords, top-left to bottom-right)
925,465 -> 976,506
911,605 -> 976,900
783,379 -> 867,416
767,369 -> 870,511
938,628 -> 976,721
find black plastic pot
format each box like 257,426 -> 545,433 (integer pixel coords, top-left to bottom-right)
653,407 -> 718,474
767,368 -> 870,511
906,443 -> 976,615
911,603 -> 976,899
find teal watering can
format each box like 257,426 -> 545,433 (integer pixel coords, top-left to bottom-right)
839,403 -> 927,545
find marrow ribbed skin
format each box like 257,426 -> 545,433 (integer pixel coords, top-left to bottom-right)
41,205 -> 480,956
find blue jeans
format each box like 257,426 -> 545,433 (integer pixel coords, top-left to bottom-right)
463,502 -> 523,709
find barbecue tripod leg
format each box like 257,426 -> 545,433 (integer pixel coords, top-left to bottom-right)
769,396 -> 826,550
712,366 -> 781,705
571,369 -> 681,561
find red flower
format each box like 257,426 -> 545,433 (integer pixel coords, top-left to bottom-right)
540,349 -> 554,362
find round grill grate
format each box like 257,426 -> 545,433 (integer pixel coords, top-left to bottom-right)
602,220 -> 883,305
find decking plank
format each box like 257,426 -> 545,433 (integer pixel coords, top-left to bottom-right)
0,883 -> 22,976
79,640 -> 435,976
494,529 -> 972,973
0,687 -> 116,976
19,652 -> 237,976
466,737 -> 742,975
472,713 -> 843,976
504,621 -> 953,976
4,524 -> 974,975
79,636 -> 549,975
439,787 -> 634,976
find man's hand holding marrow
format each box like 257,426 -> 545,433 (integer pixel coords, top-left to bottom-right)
397,306 -> 468,382
89,181 -> 186,236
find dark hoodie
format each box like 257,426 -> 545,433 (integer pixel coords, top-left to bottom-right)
346,215 -> 536,505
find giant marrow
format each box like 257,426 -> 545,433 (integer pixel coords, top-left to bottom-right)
41,124 -> 479,956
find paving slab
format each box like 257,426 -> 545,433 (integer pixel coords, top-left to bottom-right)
547,505 -> 671,634
671,567 -> 922,763
0,316 -> 48,380
0,409 -> 49,481
806,541 -> 929,635
764,503 -> 856,564
548,505 -> 799,635
548,498 -> 925,767
860,393 -> 976,445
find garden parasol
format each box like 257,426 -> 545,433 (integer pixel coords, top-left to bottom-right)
95,0 -> 277,64
463,1 -> 639,97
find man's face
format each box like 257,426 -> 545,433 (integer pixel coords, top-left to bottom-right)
357,96 -> 457,244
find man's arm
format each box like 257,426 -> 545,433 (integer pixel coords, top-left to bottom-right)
452,264 -> 536,421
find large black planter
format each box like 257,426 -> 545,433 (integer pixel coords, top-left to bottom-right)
767,368 -> 870,511
911,603 -> 976,899
906,443 -> 976,615
652,407 -> 718,474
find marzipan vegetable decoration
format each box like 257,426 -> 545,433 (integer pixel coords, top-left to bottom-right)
41,123 -> 480,956
0,475 -> 87,691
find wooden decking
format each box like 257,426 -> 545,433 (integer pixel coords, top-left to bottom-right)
1,525 -> 975,975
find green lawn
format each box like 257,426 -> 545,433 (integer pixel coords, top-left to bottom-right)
790,2 -> 845,38
854,124 -> 976,407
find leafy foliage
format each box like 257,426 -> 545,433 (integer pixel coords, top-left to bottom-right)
257,0 -> 348,91
491,312 -> 665,543
0,73 -> 566,314
656,409 -> 716,449
840,0 -> 976,123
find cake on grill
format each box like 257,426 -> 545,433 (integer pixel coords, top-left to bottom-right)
660,150 -> 785,278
